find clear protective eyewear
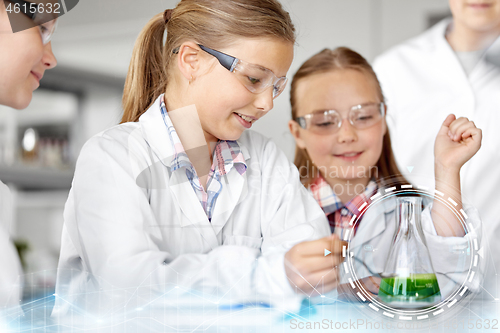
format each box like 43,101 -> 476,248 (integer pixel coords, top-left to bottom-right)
295,102 -> 385,135
173,44 -> 288,99
5,0 -> 59,45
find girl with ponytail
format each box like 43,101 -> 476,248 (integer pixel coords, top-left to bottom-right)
53,0 -> 338,316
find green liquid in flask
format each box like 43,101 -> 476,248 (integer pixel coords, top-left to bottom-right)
379,273 -> 441,304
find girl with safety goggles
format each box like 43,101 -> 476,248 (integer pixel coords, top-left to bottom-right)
287,47 -> 483,300
53,0 -> 332,317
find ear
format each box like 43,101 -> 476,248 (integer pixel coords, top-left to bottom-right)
288,119 -> 307,149
176,41 -> 203,82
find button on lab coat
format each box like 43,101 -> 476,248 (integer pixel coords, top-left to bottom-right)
0,181 -> 22,308
53,96 -> 330,315
373,18 -> 500,296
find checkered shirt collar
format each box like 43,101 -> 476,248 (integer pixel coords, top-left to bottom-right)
310,175 -> 378,216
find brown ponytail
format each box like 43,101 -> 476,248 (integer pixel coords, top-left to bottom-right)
121,0 -> 296,124
121,14 -> 167,123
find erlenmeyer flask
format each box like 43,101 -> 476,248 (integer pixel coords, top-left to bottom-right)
378,196 -> 441,307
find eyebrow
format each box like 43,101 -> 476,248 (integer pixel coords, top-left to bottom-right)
309,101 -> 380,114
241,56 -> 282,76
252,62 -> 283,77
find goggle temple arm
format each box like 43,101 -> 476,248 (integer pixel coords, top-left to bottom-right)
380,102 -> 386,116
296,117 -> 307,129
198,44 -> 238,72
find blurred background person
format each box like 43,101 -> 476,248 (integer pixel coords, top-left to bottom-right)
0,0 -> 57,307
373,0 -> 500,300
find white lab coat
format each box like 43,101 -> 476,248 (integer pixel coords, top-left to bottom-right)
342,197 -> 481,300
0,181 -> 22,308
373,18 -> 500,297
53,95 -> 330,316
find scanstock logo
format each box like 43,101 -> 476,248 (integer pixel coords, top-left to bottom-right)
4,0 -> 79,33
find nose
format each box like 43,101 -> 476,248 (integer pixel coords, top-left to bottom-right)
42,42 -> 57,69
253,86 -> 274,113
336,118 -> 358,143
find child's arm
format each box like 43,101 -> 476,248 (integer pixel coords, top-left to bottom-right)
431,114 -> 482,237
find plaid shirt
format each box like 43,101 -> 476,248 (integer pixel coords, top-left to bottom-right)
309,175 -> 378,239
159,95 -> 247,220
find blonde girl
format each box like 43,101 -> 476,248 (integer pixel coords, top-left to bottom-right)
53,0 -> 337,315
287,47 -> 482,297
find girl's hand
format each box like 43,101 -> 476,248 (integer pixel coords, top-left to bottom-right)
284,234 -> 347,296
434,114 -> 482,171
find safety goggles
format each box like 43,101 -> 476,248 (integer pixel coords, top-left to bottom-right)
5,0 -> 58,45
173,44 -> 288,99
295,102 -> 385,135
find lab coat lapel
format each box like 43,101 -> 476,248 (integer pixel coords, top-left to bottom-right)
210,169 -> 248,235
210,144 -> 250,235
139,96 -> 219,249
138,96 -> 175,168
471,36 -> 500,83
168,171 -> 209,225
168,171 -> 220,250
433,20 -> 476,116
434,20 -> 470,86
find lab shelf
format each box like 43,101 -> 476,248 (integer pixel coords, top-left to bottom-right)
0,164 -> 74,190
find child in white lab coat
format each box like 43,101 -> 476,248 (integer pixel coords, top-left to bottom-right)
288,47 -> 482,301
53,0 -> 338,317
0,0 -> 57,308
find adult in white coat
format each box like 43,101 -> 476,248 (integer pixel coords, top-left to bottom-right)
373,0 -> 500,299
0,0 -> 57,308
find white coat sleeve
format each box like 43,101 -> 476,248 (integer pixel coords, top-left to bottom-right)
421,202 -> 482,293
0,182 -> 22,308
62,133 -> 329,309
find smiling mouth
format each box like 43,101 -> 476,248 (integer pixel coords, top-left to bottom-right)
235,113 -> 256,123
335,152 -> 362,157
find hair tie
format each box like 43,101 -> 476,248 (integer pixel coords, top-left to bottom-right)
163,9 -> 173,24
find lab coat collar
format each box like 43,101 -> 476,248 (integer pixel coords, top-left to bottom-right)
472,30 -> 500,81
485,34 -> 500,66
138,95 -> 251,168
432,18 -> 500,83
427,18 -> 477,114
432,19 -> 470,81
139,95 -> 177,168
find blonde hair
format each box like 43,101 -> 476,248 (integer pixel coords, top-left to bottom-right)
290,47 -> 409,188
121,0 -> 296,123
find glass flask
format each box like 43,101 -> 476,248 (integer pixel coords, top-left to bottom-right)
378,197 -> 441,307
